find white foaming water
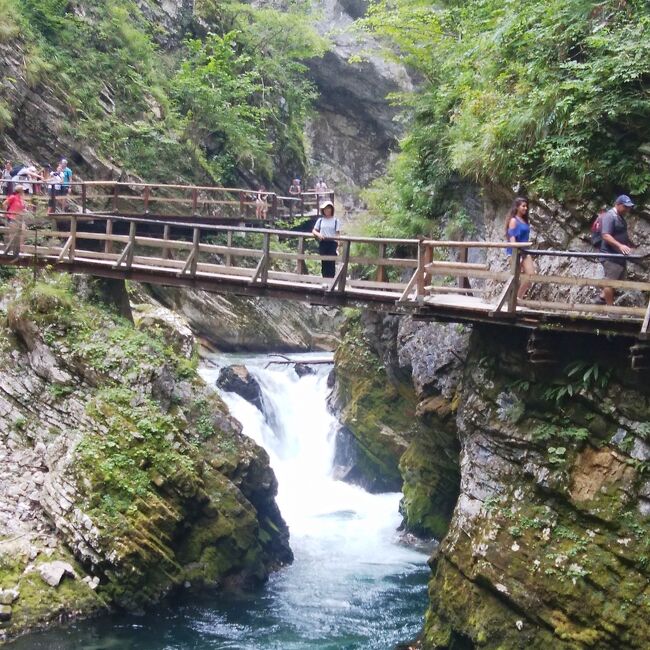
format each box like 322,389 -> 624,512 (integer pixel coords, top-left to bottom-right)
199,353 -> 427,647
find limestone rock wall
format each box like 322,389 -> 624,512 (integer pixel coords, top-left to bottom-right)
0,272 -> 291,641
422,324 -> 650,649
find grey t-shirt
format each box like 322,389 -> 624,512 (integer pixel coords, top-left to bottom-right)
315,217 -> 340,238
600,207 -> 631,263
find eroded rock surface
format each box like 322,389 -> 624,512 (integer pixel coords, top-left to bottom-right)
0,273 -> 291,641
422,325 -> 650,649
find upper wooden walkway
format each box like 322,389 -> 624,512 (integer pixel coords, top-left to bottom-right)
19,180 -> 334,225
1,211 -> 648,343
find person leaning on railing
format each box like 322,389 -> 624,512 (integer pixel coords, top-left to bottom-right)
505,196 -> 535,299
599,194 -> 636,306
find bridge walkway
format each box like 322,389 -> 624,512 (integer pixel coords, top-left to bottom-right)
0,212 -> 648,344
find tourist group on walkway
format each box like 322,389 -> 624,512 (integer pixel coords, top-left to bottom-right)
505,193 -> 638,307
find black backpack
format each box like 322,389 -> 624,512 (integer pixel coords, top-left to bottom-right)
590,213 -> 603,249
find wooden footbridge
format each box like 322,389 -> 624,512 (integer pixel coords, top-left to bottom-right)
1,211 -> 649,348
15,180 -> 334,225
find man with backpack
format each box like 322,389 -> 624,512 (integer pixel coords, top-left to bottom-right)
597,195 -> 635,306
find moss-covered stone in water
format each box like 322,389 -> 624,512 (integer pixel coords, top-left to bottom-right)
332,315 -> 416,491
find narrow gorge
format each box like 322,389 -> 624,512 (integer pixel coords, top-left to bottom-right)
1,1 -> 649,649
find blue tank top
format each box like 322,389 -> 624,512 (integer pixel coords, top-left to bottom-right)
506,217 -> 530,255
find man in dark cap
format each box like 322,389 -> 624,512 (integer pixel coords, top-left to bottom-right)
600,194 -> 635,306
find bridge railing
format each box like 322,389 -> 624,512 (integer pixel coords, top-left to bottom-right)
0,214 -> 647,334
400,240 -> 650,333
3,180 -> 336,224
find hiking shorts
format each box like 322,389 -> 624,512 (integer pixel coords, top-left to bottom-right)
602,261 -> 626,281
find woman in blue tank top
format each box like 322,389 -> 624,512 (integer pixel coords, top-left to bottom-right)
505,197 -> 534,299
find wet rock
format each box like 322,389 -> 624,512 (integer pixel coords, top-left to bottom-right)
217,365 -> 264,412
0,590 -> 19,606
38,561 -> 77,588
0,605 -> 12,621
294,363 -> 315,378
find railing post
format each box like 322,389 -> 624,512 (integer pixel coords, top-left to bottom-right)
226,230 -> 233,267
316,194 -> 320,217
191,188 -> 198,217
162,224 -> 171,260
143,185 -> 150,214
297,236 -> 308,275
126,221 -> 136,269
112,184 -> 119,213
239,192 -> 245,219
190,227 -> 200,276
69,215 -> 77,262
458,245 -> 471,289
261,232 -> 270,284
376,243 -> 386,282
81,183 -> 87,214
416,240 -> 426,299
507,247 -> 521,313
271,194 -> 278,221
105,218 -> 114,254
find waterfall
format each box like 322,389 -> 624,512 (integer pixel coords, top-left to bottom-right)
200,353 -> 428,648
12,353 -> 428,650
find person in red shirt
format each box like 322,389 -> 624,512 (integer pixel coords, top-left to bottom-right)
2,185 -> 26,256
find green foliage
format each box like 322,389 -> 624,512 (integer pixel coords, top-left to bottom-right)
359,0 -> 650,235
543,361 -> 611,404
5,0 -> 325,184
532,423 -> 590,444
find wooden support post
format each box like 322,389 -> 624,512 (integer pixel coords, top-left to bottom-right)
330,240 -> 350,293
190,227 -> 200,276
376,243 -> 386,282
289,198 -> 293,219
162,224 -> 171,260
641,297 -> 650,336
143,185 -> 150,214
105,219 -> 114,254
191,188 -> 199,217
69,215 -> 77,262
300,194 -> 304,218
507,248 -> 521,313
112,184 -> 119,213
457,246 -> 471,289
81,183 -> 87,214
125,221 -> 136,269
316,194 -> 320,217
296,236 -> 308,275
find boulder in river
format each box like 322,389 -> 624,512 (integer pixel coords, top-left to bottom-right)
294,363 -> 315,378
217,365 -> 264,412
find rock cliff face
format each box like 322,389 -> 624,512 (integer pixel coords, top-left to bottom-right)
306,0 -> 412,206
422,325 -> 650,649
0,271 -> 290,641
144,285 -> 343,352
333,307 -> 650,648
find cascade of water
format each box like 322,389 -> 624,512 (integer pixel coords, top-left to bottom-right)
11,353 -> 428,650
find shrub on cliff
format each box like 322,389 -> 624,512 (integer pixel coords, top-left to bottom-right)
359,0 -> 650,235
